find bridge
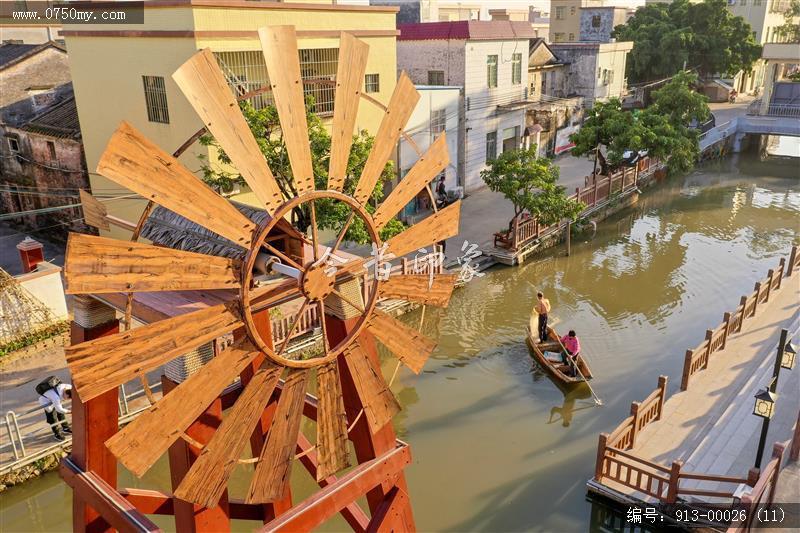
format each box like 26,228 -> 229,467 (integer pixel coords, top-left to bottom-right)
588,247 -> 800,529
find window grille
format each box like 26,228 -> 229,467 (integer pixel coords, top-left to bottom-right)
511,53 -> 522,85
428,70 -> 445,85
142,75 -> 169,124
365,73 -> 380,93
486,131 -> 497,162
487,55 -> 498,88
430,109 -> 446,134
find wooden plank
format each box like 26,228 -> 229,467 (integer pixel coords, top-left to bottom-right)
315,360 -> 350,481
105,341 -> 261,477
343,341 -> 400,435
378,274 -> 457,308
258,26 -> 314,195
247,369 -> 309,503
96,121 -> 255,247
64,233 -> 240,294
328,32 -> 369,192
60,459 -> 161,533
257,444 -> 412,533
385,200 -> 460,259
372,134 -> 449,230
353,73 -> 419,205
79,189 -> 110,231
366,486 -> 406,533
173,48 -> 285,215
66,303 -> 242,402
174,362 -> 283,508
367,310 -> 436,374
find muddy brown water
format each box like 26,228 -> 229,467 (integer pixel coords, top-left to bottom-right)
2,152 -> 798,532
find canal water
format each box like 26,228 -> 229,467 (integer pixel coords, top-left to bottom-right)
2,151 -> 798,532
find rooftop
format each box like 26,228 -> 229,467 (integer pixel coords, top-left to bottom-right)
22,94 -> 81,139
0,41 -> 65,71
398,20 -> 538,41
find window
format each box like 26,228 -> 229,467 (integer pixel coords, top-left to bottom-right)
430,109 -> 447,134
555,6 -> 565,19
598,67 -> 602,79
554,32 -> 566,42
6,135 -> 22,164
592,15 -> 602,28
754,0 -> 762,4
46,140 -> 57,162
487,55 -> 498,88
568,33 -> 575,41
365,73 -> 380,93
428,70 -> 445,85
511,53 -> 522,85
541,72 -> 547,94
486,131 -> 497,162
142,75 -> 169,124
570,6 -> 576,15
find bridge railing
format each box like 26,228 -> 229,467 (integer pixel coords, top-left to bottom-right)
681,248 -> 794,391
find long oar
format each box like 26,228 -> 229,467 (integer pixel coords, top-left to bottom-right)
551,327 -> 603,406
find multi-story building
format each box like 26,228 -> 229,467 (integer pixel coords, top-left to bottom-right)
63,0 -> 400,237
550,41 -> 633,107
397,20 -> 536,192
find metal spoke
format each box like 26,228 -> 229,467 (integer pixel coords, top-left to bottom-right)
331,288 -> 365,314
317,300 -> 330,353
331,211 -> 355,255
278,297 -> 311,355
309,200 -> 320,262
262,242 -> 304,271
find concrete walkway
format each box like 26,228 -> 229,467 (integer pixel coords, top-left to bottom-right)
628,273 -> 800,499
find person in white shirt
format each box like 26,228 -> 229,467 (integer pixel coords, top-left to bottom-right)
38,381 -> 72,441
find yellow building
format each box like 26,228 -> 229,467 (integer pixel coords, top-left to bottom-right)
63,0 -> 399,236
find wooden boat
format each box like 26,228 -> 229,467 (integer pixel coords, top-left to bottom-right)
525,314 -> 594,384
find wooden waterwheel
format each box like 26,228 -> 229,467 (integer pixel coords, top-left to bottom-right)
63,26 -> 461,524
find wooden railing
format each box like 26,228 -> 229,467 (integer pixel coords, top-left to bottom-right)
272,305 -> 320,346
500,157 -> 662,250
727,443 -> 787,533
681,248 -> 796,391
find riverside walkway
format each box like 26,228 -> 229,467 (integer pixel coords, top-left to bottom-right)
589,247 -> 800,516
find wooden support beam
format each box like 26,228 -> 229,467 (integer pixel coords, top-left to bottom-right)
258,445 -> 412,532
60,459 -> 161,533
366,486 -> 407,533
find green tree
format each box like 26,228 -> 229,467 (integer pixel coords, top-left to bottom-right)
613,0 -> 762,83
480,146 -> 585,230
199,99 -> 404,245
649,71 -> 710,128
774,0 -> 800,43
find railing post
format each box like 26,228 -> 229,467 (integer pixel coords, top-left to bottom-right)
790,409 -> 800,462
747,467 -> 760,487
776,258 -> 785,289
656,375 -> 668,420
681,349 -> 693,391
593,177 -> 599,205
402,257 -> 408,275
764,269 -> 774,302
575,187 -> 580,205
767,443 -> 786,505
788,245 -> 797,276
752,282 -> 761,316
666,460 -> 682,503
721,312 -> 731,350
704,329 -> 713,363
738,296 -> 748,332
595,433 -> 608,482
630,402 -> 641,448
511,217 -> 520,250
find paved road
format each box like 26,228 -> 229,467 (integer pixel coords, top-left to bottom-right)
708,95 -> 755,126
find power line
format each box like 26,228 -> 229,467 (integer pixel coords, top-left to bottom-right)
0,217 -> 86,240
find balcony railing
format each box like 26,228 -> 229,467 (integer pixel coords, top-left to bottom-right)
746,99 -> 800,117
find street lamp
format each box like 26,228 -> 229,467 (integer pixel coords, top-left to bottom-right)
752,329 -> 793,468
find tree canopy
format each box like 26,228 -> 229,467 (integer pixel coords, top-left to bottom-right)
613,0 -> 762,83
480,146 -> 585,229
199,98 -> 405,245
570,73 -> 709,176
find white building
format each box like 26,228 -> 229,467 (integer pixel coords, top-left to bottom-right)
397,20 -> 536,192
396,85 -> 462,221
550,41 -> 633,107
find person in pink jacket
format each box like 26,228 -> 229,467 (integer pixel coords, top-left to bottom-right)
560,330 -> 581,373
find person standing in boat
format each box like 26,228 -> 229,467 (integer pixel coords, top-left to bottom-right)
534,292 -> 551,342
560,330 -> 581,374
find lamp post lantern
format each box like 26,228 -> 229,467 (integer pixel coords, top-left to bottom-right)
752,329 -> 793,468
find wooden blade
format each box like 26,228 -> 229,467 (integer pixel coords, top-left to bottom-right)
246,369 -> 309,503
105,341 -> 261,477
343,340 -> 400,435
66,303 -> 241,402
373,134 -> 449,230
328,33 -> 369,192
64,233 -> 240,294
315,360 -> 350,481
258,26 -> 314,195
367,309 -> 436,374
385,200 -> 461,259
97,121 -> 256,247
174,362 -> 282,508
353,73 -> 419,205
173,49 -> 284,215
78,190 -> 110,231
379,273 -> 457,308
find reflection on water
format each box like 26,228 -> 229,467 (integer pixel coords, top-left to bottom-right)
1,153 -> 798,532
